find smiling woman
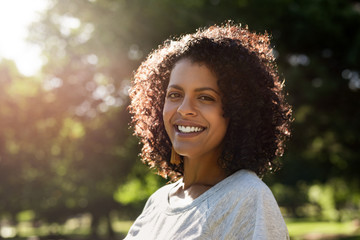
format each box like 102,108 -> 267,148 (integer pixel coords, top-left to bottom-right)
127,22 -> 292,239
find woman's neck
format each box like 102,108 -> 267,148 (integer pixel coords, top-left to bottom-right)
169,153 -> 227,204
182,153 -> 227,190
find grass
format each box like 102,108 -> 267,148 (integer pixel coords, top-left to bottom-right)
113,219 -> 360,239
286,218 -> 360,239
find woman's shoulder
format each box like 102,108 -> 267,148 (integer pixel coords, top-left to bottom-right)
204,170 -> 289,239
209,169 -> 276,206
226,169 -> 271,193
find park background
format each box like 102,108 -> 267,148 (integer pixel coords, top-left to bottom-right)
0,0 -> 359,239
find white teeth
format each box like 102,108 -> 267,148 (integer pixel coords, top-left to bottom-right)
177,125 -> 204,133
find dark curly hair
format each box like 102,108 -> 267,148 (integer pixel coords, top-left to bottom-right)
129,23 -> 292,180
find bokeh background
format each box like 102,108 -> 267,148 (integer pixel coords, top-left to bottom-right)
0,0 -> 359,239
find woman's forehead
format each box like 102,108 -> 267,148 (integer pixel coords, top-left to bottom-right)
169,59 -> 219,89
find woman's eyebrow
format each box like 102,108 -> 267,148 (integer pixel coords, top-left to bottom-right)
194,87 -> 220,96
167,85 -> 220,96
167,84 -> 183,91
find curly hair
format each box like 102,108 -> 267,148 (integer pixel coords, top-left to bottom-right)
129,23 -> 292,180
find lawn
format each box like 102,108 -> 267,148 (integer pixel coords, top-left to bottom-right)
114,219 -> 360,239
286,218 -> 360,240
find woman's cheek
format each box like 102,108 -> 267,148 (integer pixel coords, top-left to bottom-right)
163,102 -> 175,135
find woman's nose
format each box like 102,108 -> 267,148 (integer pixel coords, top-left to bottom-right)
177,97 -> 197,116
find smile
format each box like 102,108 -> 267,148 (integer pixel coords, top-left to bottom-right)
176,125 -> 205,133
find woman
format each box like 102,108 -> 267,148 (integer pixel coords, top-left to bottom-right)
125,23 -> 292,239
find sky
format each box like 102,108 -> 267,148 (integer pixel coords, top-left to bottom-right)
0,0 -> 49,76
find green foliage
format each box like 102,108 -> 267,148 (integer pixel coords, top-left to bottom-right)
308,184 -> 338,221
0,56 -> 137,234
16,210 -> 36,222
114,168 -> 165,205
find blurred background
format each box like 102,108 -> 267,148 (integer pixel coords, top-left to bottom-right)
0,0 -> 359,239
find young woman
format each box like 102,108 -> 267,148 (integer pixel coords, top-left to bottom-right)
125,23 -> 292,239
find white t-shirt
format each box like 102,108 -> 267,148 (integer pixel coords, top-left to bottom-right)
125,169 -> 289,240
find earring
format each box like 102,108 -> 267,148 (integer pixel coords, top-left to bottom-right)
170,147 -> 181,165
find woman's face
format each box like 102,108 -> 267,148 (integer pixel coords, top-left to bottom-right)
163,58 -> 229,160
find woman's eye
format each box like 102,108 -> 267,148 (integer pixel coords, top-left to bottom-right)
167,92 -> 181,99
199,95 -> 215,101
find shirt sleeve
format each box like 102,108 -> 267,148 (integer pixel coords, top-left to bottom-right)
250,186 -> 290,240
